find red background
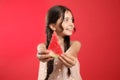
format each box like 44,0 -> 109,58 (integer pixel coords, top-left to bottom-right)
0,0 -> 120,80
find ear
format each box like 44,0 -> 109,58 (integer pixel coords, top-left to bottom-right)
49,24 -> 56,31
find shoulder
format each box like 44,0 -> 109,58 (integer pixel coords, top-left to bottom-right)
70,40 -> 82,50
70,40 -> 81,47
65,40 -> 81,57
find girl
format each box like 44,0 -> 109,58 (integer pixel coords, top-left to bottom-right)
37,5 -> 82,80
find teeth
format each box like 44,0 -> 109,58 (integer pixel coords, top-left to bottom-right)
66,28 -> 73,30
67,28 -> 72,29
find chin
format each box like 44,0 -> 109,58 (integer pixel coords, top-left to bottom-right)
64,33 -> 73,36
62,31 -> 73,36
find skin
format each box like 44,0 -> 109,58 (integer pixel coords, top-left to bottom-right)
37,10 -> 81,68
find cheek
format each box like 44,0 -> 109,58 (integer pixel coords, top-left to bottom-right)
61,23 -> 67,29
56,24 -> 64,33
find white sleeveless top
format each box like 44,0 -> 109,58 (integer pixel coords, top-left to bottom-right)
38,58 -> 82,80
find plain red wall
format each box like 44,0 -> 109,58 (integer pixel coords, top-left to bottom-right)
0,0 -> 120,80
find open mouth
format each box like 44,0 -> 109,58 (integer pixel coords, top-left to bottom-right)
66,28 -> 73,32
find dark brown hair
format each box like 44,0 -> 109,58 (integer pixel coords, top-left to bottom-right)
45,5 -> 74,80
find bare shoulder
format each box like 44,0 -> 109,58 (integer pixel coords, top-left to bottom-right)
70,40 -> 82,48
65,40 -> 81,57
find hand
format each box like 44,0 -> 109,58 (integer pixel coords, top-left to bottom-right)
37,50 -> 54,62
58,54 -> 76,68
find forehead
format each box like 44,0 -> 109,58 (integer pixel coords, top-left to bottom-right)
64,10 -> 73,18
56,10 -> 73,23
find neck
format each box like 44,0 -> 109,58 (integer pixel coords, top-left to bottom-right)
55,32 -> 64,51
54,31 -> 64,44
56,34 -> 64,45
57,35 -> 64,52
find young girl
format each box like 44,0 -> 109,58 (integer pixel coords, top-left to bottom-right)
37,5 -> 82,80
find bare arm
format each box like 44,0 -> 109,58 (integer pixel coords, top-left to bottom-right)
65,41 -> 81,57
58,41 -> 81,67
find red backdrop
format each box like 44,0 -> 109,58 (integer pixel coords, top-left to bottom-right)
0,0 -> 120,80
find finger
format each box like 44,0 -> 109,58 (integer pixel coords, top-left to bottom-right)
38,50 -> 50,54
41,57 -> 54,62
37,44 -> 46,51
37,53 -> 52,60
58,56 -> 72,68
61,54 -> 76,66
64,54 -> 75,61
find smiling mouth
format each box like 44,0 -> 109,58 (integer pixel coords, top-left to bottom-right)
66,28 -> 73,32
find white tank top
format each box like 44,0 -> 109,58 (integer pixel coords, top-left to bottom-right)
38,58 -> 82,80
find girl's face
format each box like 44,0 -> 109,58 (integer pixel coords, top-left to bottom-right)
55,10 -> 74,37
61,11 -> 74,36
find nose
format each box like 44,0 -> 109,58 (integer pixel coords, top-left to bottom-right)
69,21 -> 74,28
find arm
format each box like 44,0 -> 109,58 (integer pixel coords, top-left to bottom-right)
65,41 -> 81,57
58,41 -> 81,67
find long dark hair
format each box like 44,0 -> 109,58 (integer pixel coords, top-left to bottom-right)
45,5 -> 74,80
